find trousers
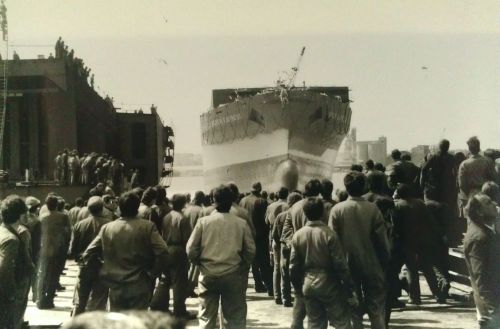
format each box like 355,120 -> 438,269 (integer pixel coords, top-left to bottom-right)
198,270 -> 248,329
108,277 -> 152,312
280,245 -> 292,303
72,267 -> 108,316
150,247 -> 189,315
37,255 -> 63,306
252,238 -> 272,292
302,271 -> 352,329
351,274 -> 386,329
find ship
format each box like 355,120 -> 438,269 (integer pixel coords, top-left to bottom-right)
200,85 -> 352,192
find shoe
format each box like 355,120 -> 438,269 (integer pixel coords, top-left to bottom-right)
275,298 -> 283,305
255,286 -> 267,293
389,299 -> 406,308
436,295 -> 447,304
267,290 -> 274,297
37,302 -> 55,309
284,301 -> 293,307
56,284 -> 66,291
407,298 -> 421,305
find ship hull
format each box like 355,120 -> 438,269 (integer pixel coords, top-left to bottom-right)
201,88 -> 351,192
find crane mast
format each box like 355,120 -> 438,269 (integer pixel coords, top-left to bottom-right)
286,46 -> 305,88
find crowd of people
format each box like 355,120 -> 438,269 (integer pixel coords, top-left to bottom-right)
54,150 -> 125,188
0,136 -> 499,329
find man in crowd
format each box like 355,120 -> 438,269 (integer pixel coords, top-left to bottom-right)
458,137 -> 497,216
272,192 -> 303,308
265,187 -> 288,300
393,184 -> 443,304
184,191 -> 205,229
265,187 -> 289,305
37,194 -> 71,309
70,196 -> 111,316
290,197 -> 357,329
68,198 -> 85,228
424,187 -> 454,301
240,182 -> 272,295
320,179 -> 337,223
151,194 -> 194,319
21,196 -> 42,302
420,139 -> 458,206
102,194 -> 118,221
463,193 -> 500,328
82,191 -> 169,311
0,195 -> 34,329
228,183 -> 255,237
282,178 -> 322,329
187,184 -> 256,329
138,187 -> 161,231
329,171 -> 390,329
387,149 -> 420,196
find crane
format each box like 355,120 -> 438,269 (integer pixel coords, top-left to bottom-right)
286,46 -> 305,89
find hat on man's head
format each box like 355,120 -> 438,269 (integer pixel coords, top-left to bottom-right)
25,196 -> 41,208
251,182 -> 262,193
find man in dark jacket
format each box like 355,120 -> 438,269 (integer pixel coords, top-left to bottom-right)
420,140 -> 457,206
69,196 -> 111,316
290,197 -> 357,329
463,193 -> 500,328
393,184 -> 442,304
240,182 -> 271,294
82,191 -> 169,311
387,150 -> 420,197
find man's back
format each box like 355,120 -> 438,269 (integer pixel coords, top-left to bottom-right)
187,211 -> 255,277
68,206 -> 81,228
329,197 -> 389,279
40,211 -> 70,257
94,218 -> 168,286
230,204 -> 255,237
265,200 -> 288,227
240,194 -> 268,240
183,204 -> 204,229
162,210 -> 191,247
70,215 -> 110,261
421,152 -> 457,197
393,198 -> 437,250
292,221 -> 347,273
459,155 -> 497,198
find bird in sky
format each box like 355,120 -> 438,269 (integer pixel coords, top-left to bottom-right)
421,66 -> 428,70
164,16 -> 168,23
159,58 -> 168,65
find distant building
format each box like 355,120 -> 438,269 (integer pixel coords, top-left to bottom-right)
356,136 -> 387,165
335,130 -> 388,167
411,145 -> 430,165
1,50 -> 173,186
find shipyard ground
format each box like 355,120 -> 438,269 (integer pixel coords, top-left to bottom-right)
26,261 -> 477,329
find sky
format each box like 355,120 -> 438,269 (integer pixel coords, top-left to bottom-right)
5,0 -> 500,153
